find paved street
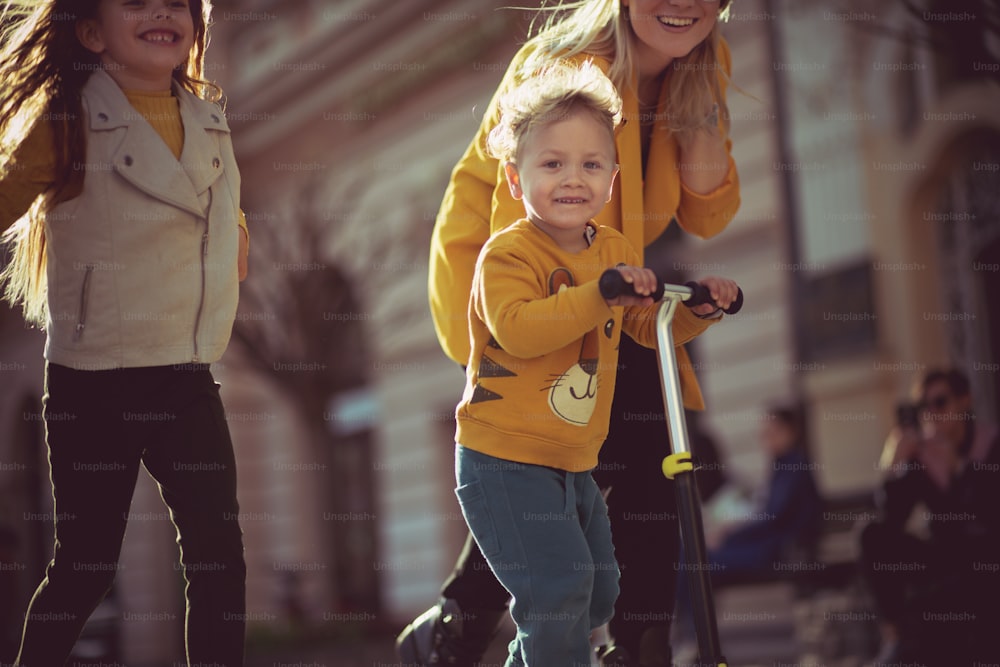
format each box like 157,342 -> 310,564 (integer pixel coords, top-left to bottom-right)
244,579 -> 879,667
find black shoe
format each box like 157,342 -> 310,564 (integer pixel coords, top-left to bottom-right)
596,644 -> 633,667
637,624 -> 674,667
598,628 -> 674,667
396,598 -> 506,667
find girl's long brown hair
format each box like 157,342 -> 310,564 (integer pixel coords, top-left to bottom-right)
0,0 -> 218,324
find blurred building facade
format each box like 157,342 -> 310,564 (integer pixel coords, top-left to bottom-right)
206,0 -> 1000,627
0,0 -> 996,664
205,0 -> 529,636
689,0 -> 1000,497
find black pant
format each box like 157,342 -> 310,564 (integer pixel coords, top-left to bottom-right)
444,337 -> 681,661
860,521 -> 1000,665
16,363 -> 246,667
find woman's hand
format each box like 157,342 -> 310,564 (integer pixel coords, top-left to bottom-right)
918,433 -> 960,491
676,103 -> 730,195
880,426 -> 921,473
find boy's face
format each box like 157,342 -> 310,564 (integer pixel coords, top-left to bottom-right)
505,109 -> 618,249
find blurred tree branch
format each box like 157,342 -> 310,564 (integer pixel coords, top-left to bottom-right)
230,174 -> 373,420
229,165 -> 435,415
845,0 -> 998,82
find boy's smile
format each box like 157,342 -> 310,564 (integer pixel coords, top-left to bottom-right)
504,108 -> 619,252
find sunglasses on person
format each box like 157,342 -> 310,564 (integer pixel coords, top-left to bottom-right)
920,393 -> 952,412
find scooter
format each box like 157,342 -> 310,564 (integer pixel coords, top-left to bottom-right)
599,270 -> 743,667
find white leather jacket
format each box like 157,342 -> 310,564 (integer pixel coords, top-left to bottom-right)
44,69 -> 241,370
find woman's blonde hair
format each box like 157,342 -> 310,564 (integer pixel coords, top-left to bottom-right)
487,60 -> 622,163
519,0 -> 733,139
0,0 -> 218,325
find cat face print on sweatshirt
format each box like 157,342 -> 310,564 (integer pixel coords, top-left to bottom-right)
542,268 -> 601,425
470,266 -> 615,428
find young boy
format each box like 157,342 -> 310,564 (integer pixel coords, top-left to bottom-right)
453,61 -> 738,666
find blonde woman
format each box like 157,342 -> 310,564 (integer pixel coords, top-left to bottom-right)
406,1 -> 739,665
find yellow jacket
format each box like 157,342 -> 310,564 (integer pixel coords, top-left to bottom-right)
428,41 -> 740,409
456,221 -> 715,471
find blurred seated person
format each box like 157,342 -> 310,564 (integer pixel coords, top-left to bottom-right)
673,405 -> 822,647
861,368 -> 1000,666
707,405 -> 822,576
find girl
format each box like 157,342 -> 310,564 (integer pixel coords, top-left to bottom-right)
403,1 -> 739,665
0,1 -> 248,665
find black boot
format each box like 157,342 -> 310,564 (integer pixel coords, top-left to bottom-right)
598,624 -> 675,667
597,643 -> 634,666
637,624 -> 674,667
396,598 -> 506,666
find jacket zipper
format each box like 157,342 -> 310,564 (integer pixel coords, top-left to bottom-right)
192,228 -> 209,362
191,188 -> 214,363
72,265 -> 95,342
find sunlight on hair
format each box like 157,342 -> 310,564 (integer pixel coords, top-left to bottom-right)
511,0 -> 733,139
0,0 -> 222,326
487,60 -> 622,163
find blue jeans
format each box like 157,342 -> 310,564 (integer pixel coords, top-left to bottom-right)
16,363 -> 246,667
455,445 -> 619,667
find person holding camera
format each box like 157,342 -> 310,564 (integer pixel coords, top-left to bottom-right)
861,369 -> 1000,666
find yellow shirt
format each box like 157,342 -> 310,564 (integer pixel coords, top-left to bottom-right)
427,41 -> 739,409
456,220 -> 715,472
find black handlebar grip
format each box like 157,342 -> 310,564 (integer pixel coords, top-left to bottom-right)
599,269 -> 665,302
599,270 -> 743,314
683,281 -> 743,315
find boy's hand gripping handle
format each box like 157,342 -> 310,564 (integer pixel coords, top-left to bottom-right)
598,269 -> 744,314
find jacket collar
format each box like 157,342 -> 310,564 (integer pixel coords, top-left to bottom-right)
84,68 -> 231,134
82,69 -> 230,217
584,55 -> 645,252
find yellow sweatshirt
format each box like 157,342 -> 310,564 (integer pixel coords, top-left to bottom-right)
428,41 -> 739,412
0,89 -> 248,236
455,220 -> 715,472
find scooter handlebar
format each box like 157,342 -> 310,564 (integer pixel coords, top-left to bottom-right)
598,269 -> 743,315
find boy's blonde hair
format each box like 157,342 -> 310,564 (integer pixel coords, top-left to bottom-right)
520,0 -> 732,139
487,60 -> 622,163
